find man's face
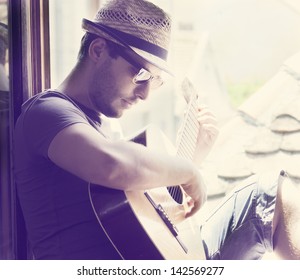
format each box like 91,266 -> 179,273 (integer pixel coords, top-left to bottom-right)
88,48 -> 162,118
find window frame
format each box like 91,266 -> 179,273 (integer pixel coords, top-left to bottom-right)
7,0 -> 51,259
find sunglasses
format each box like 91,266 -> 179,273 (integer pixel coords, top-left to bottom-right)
118,49 -> 164,89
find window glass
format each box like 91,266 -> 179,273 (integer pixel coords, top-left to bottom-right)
48,1 -> 300,217
50,0 -> 300,140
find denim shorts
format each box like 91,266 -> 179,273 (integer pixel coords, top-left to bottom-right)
200,173 -> 280,260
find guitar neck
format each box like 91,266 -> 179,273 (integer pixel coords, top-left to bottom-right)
166,81 -> 200,204
176,81 -> 199,162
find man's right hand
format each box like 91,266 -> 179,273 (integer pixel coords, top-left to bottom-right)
181,169 -> 207,218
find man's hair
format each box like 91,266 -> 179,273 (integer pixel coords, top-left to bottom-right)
77,32 -> 124,62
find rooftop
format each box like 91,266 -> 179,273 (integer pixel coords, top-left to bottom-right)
201,51 -> 300,196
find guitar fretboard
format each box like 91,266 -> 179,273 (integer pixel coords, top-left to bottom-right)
168,78 -> 199,204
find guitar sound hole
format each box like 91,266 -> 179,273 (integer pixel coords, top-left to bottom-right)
167,186 -> 183,204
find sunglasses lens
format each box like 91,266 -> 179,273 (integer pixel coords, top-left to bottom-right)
134,69 -> 152,83
118,50 -> 164,89
150,77 -> 164,89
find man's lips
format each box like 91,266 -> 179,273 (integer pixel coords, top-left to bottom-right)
122,99 -> 136,108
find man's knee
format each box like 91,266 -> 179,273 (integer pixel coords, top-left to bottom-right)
273,176 -> 300,259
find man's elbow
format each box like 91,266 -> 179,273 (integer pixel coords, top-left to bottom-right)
87,157 -> 138,191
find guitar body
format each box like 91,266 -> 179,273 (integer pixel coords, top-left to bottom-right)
89,125 -> 205,260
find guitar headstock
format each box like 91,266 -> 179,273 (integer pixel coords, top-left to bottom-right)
181,77 -> 199,104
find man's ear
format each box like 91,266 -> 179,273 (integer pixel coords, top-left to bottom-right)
88,38 -> 107,62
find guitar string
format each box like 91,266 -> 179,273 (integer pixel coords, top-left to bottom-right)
179,126 -> 198,152
176,104 -> 199,159
168,123 -> 197,200
159,87 -> 199,208
175,102 -> 198,153
164,88 -> 200,216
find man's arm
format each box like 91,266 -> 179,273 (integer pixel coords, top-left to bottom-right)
48,123 -> 206,215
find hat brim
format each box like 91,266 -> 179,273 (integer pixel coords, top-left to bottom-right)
82,18 -> 173,75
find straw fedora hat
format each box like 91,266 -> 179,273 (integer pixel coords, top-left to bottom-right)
82,0 -> 172,74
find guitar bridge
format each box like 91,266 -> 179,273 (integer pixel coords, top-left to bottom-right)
144,192 -> 188,253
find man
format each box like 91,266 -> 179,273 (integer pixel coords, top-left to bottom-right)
14,0 -> 299,260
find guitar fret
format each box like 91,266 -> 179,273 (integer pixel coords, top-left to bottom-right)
184,117 -> 198,132
177,143 -> 194,155
178,115 -> 198,140
177,142 -> 193,157
181,127 -> 198,147
177,128 -> 196,148
179,136 -> 196,156
177,143 -> 194,160
177,151 -> 193,162
176,132 -> 195,153
187,110 -> 199,129
185,120 -> 198,138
